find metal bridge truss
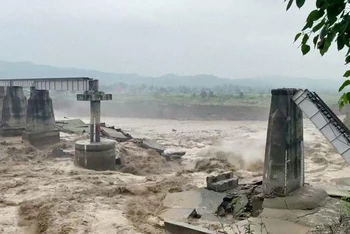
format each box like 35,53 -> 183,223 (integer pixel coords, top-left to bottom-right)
0,77 -> 92,91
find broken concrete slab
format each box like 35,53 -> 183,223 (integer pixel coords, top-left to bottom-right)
233,195 -> 249,218
316,185 -> 350,198
162,188 -> 225,213
161,208 -> 219,224
139,138 -> 165,154
101,127 -> 131,142
165,221 -> 216,234
263,185 -> 328,210
161,188 -> 226,223
55,119 -> 89,134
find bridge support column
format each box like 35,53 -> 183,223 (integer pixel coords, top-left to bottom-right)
263,88 -> 304,196
0,87 -> 6,121
75,80 -> 114,171
1,86 -> 27,136
22,88 -> 59,146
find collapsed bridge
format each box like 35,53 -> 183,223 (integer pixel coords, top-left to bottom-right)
0,77 -> 114,170
263,88 -> 350,196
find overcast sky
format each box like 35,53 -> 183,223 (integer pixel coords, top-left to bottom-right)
0,0 -> 347,79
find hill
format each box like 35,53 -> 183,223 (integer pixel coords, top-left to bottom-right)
0,61 -> 340,91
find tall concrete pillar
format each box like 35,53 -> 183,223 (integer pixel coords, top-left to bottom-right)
263,88 -> 304,196
1,86 -> 27,136
22,88 -> 59,146
0,87 -> 6,120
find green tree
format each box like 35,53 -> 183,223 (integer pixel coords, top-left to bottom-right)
286,0 -> 350,107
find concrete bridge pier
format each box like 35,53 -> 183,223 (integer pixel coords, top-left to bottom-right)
263,88 -> 304,196
22,88 -> 59,146
0,87 -> 6,120
1,86 -> 27,136
75,80 -> 114,171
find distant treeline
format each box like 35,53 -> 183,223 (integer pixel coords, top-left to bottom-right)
99,82 -> 269,96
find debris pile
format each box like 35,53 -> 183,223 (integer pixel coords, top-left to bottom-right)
215,189 -> 264,219
206,172 -> 264,219
56,118 -> 186,167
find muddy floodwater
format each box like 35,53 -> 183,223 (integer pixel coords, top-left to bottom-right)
0,116 -> 349,234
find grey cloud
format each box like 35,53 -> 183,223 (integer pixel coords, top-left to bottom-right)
0,0 -> 345,79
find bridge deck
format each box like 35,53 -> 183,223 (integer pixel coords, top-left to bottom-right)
0,77 -> 92,91
293,89 -> 350,164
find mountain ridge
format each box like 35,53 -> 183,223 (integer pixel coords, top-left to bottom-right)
0,60 -> 340,91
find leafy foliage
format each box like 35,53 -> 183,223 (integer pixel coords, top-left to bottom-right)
285,0 -> 350,108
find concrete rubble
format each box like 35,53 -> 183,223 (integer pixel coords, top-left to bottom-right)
162,174 -> 265,226
56,118 -> 185,169
101,126 -> 132,142
206,171 -> 238,192
162,170 -> 350,234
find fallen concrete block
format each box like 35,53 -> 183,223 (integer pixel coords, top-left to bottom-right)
165,221 -> 216,234
207,172 -> 238,192
207,171 -> 235,184
209,178 -> 239,192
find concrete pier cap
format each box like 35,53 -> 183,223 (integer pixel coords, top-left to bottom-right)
75,139 -> 116,171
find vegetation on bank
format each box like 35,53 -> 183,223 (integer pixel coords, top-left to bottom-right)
287,0 -> 350,107
51,91 -> 341,108
110,93 -> 271,107
112,92 -> 339,107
